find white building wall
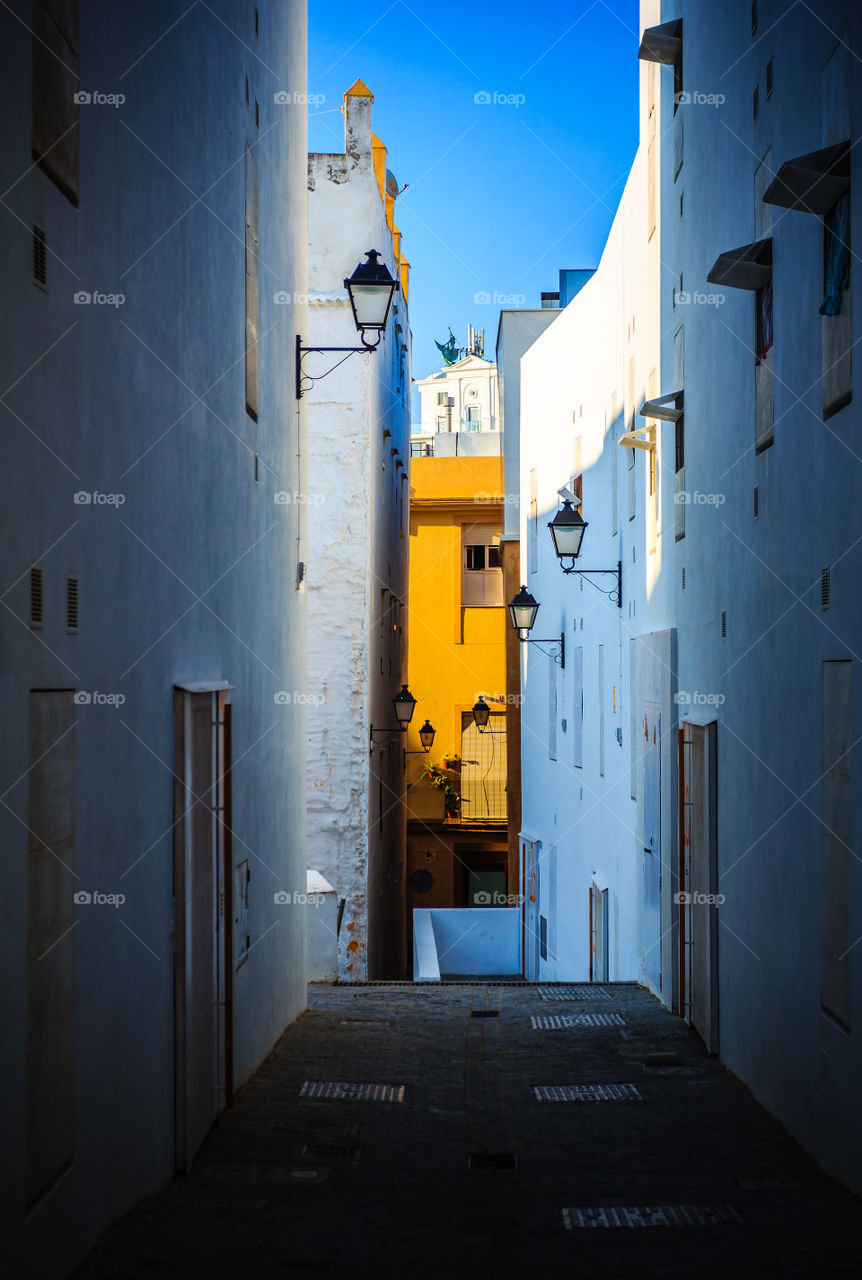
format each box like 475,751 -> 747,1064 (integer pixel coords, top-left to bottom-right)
659,0 -> 862,1192
518,0 -> 668,989
496,309 -> 560,539
415,353 -> 498,439
306,83 -> 411,980
0,2 -> 308,1272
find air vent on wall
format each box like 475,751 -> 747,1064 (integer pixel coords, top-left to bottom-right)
33,226 -> 47,286
30,566 -> 44,628
681,566 -> 686,590
753,486 -> 759,519
66,576 -> 79,631
721,610 -> 727,639
821,566 -> 830,611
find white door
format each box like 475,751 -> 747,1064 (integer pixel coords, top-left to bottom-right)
174,689 -> 229,1171
640,704 -> 662,991
521,837 -> 541,981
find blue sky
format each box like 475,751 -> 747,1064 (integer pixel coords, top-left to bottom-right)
308,0 -> 640,396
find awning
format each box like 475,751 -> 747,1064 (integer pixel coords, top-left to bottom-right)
639,390 -> 684,422
763,141 -> 850,215
707,238 -> 772,290
638,18 -> 682,65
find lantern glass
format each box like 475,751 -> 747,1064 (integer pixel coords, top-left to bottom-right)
344,250 -> 399,337
548,500 -> 588,561
392,683 -> 417,728
508,585 -> 540,634
418,720 -> 435,752
472,697 -> 490,730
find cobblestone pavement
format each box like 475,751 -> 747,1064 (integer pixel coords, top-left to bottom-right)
77,982 -> 862,1279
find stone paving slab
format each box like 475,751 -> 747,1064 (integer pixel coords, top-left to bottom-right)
75,982 -> 862,1279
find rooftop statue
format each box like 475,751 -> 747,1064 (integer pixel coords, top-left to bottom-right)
434,329 -> 462,367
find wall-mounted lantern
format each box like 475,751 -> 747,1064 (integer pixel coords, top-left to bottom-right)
548,500 -> 622,608
296,250 -> 399,398
507,588 -> 565,667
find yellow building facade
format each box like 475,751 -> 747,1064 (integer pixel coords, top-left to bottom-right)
403,452 -> 510,955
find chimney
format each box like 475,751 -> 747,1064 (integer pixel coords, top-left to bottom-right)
343,78 -> 374,171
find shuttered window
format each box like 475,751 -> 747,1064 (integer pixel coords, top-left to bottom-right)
32,0 -> 80,205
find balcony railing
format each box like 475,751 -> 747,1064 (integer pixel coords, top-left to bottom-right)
411,440 -> 433,458
460,418 -> 484,432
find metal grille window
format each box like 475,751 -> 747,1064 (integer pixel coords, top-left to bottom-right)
66,577 -> 79,631
460,713 -> 506,821
30,566 -> 44,629
33,226 -> 47,286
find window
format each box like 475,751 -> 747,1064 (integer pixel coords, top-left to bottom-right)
463,405 -> 481,431
33,226 -> 47,287
32,0 -> 80,205
572,646 -> 584,768
463,530 -> 503,606
437,391 -> 447,405
461,713 -> 506,820
528,469 -> 538,574
245,145 -> 259,419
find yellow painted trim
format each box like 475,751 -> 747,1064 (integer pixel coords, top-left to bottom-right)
344,77 -> 374,100
372,132 -> 387,203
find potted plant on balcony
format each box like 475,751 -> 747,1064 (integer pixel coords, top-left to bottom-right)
422,760 -> 462,819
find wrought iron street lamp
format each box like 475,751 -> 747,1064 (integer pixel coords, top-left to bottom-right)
548,500 -> 622,607
507,587 -> 565,667
472,697 -> 490,732
508,585 -> 540,633
344,250 -> 399,344
418,719 -> 436,752
296,250 -> 399,398
392,683 -> 417,730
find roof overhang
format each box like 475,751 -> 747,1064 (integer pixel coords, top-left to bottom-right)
763,141 -> 850,215
707,238 -> 772,290
639,390 -> 684,422
638,19 -> 682,65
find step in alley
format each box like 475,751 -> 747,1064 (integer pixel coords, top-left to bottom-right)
76,983 -> 862,1280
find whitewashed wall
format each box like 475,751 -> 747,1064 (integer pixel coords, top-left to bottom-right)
306,86 -> 411,980
0,2 -> 309,1272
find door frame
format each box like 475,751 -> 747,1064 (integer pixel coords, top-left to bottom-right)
173,683 -> 233,1172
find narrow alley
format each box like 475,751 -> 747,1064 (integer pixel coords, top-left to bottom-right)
76,982 -> 860,1280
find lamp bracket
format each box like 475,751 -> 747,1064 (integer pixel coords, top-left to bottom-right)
296,332 -> 381,399
560,560 -> 623,608
519,632 -> 565,668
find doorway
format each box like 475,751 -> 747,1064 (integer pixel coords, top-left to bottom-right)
521,836 -> 541,980
173,686 -> 232,1171
680,720 -> 719,1052
590,881 -> 609,981
640,703 -> 662,991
